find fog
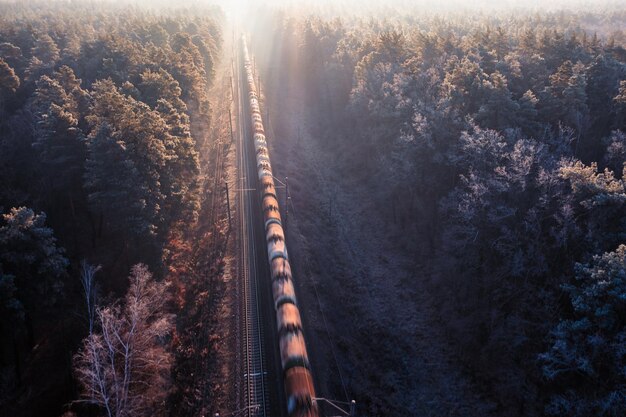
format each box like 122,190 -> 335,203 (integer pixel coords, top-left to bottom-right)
3,0 -> 626,13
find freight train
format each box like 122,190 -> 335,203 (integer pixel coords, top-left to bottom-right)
241,37 -> 319,417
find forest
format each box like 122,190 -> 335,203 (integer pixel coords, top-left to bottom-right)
249,4 -> 626,417
2,0 -> 626,417
0,2 -> 224,416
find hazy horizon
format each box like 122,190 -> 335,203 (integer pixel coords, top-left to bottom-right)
2,0 -> 626,13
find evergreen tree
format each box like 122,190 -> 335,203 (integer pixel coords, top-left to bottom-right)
440,55 -> 488,116
84,122 -> 156,237
0,58 -> 20,114
585,56 -> 620,137
562,62 -> 590,137
476,71 -> 520,130
603,130 -> 626,176
32,70 -> 89,209
0,207 -> 68,307
541,245 -> 626,417
33,103 -> 86,193
0,58 -> 20,95
517,90 -> 542,138
30,33 -> 60,68
558,160 -> 626,253
138,68 -> 186,112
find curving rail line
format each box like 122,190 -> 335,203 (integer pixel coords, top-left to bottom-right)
241,37 -> 319,417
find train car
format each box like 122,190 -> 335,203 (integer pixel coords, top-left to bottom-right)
273,278 -> 297,310
257,147 -> 269,159
266,221 -> 285,241
254,133 -> 267,147
258,160 -> 272,173
253,121 -> 264,133
279,330 -> 309,370
262,195 -> 282,224
261,177 -> 277,200
270,255 -> 292,280
277,302 -> 302,333
284,367 -> 318,417
268,236 -> 288,263
257,155 -> 271,170
258,167 -> 273,182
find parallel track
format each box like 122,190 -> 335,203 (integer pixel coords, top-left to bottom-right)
235,36 -> 270,417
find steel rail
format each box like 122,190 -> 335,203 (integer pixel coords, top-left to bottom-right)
235,35 -> 269,417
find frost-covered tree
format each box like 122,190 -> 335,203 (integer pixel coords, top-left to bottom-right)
440,55 -> 488,116
476,71 -> 520,131
614,80 -> 626,107
603,130 -> 626,176
0,58 -> 20,94
0,207 -> 68,307
0,58 -> 20,112
558,160 -> 626,253
167,33 -> 209,116
349,30 -> 410,153
540,245 -> 626,416
31,70 -> 90,213
74,264 -> 173,417
84,122 -> 155,237
34,104 -> 86,189
138,68 -> 186,112
31,33 -> 60,68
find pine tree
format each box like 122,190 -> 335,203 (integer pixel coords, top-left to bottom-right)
476,71 -> 520,130
32,71 -> 89,208
53,66 -> 90,120
517,90 -> 542,138
0,58 -> 20,113
585,56 -> 620,138
440,55 -> 488,116
558,160 -> 626,253
33,103 -> 86,191
138,68 -> 186,112
540,245 -> 626,417
562,62 -> 589,135
0,58 -> 20,95
603,130 -> 626,176
31,33 -> 60,68
0,207 -> 68,307
520,28 -> 537,54
191,34 -> 215,84
84,122 -> 155,237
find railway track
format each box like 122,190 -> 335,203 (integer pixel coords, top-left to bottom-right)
235,34 -> 270,417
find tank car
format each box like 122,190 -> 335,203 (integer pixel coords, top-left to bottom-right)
284,367 -> 318,417
273,278 -> 297,310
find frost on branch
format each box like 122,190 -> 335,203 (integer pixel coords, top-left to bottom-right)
74,264 -> 173,417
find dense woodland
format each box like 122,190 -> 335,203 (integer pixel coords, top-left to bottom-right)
0,3 -> 221,416
3,1 -> 626,417
253,7 -> 626,416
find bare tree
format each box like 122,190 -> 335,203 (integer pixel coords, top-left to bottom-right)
74,264 -> 173,417
80,260 -> 101,336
